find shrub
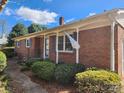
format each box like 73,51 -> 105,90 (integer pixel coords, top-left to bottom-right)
0,74 -> 9,93
54,64 -> 85,84
0,51 -> 7,72
25,58 -> 42,68
2,49 -> 15,58
75,70 -> 121,93
31,61 -> 56,81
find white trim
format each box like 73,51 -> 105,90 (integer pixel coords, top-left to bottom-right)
26,38 -> 31,48
16,41 -> 20,48
58,34 -> 74,52
58,50 -> 74,53
56,32 -> 59,64
63,35 -> 65,51
76,28 -> 79,64
43,35 -> 46,59
45,37 -> 49,58
110,21 -> 115,71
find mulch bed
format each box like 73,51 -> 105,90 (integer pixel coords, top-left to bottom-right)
23,70 -> 77,93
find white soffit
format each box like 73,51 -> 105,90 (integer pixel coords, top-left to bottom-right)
116,10 -> 124,27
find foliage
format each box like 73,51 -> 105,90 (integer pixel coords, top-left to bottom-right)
25,58 -> 42,68
28,23 -> 47,33
0,73 -> 9,93
10,23 -> 28,37
7,23 -> 28,46
31,61 -> 56,81
54,64 -> 85,84
75,70 -> 121,93
0,51 -> 7,72
2,48 -> 15,58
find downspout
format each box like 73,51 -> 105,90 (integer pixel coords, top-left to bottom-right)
76,28 -> 79,64
56,32 -> 59,64
43,35 -> 46,59
110,20 -> 116,71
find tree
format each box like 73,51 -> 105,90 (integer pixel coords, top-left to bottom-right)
10,23 -> 28,37
28,23 -> 47,33
7,23 -> 28,46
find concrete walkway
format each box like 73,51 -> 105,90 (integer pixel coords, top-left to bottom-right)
5,59 -> 48,93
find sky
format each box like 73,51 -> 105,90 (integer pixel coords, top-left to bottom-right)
0,0 -> 124,34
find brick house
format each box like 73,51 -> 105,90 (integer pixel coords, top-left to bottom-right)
14,9 -> 124,77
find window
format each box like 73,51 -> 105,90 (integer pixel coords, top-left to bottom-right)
16,41 -> 20,48
26,39 -> 31,48
65,36 -> 72,51
58,33 -> 76,52
58,36 -> 64,50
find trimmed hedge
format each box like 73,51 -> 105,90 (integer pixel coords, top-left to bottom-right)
54,64 -> 85,84
0,51 -> 7,72
31,61 -> 56,81
25,58 -> 42,68
75,70 -> 121,93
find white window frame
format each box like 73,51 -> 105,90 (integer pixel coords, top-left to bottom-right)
58,34 -> 74,53
26,38 -> 31,48
16,41 -> 20,48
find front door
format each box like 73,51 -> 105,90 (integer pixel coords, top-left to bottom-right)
45,37 -> 49,58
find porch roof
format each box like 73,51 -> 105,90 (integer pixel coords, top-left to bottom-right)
13,9 -> 124,41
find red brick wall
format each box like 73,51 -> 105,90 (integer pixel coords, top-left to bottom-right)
58,51 -> 76,64
48,35 -> 76,64
79,26 -> 111,69
15,39 -> 28,59
115,24 -> 124,76
49,35 -> 56,62
15,37 -> 37,60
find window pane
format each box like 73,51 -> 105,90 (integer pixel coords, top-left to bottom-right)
58,36 -> 63,50
65,35 -> 72,51
26,39 -> 32,47
16,41 -> 20,47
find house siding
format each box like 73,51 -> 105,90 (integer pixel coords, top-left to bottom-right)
58,52 -> 76,64
15,37 -> 39,60
115,24 -> 124,77
49,35 -> 56,62
79,26 -> 111,69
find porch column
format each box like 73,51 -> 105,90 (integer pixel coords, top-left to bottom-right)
43,34 -> 46,59
56,32 -> 59,64
76,28 -> 79,64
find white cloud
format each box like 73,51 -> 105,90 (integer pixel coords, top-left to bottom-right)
4,8 -> 14,16
87,12 -> 96,17
16,6 -> 58,25
43,0 -> 52,2
65,18 -> 75,24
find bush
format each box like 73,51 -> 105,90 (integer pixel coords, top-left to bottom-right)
2,49 -> 15,58
75,70 -> 121,93
54,64 -> 85,84
25,58 -> 42,68
0,51 -> 7,72
0,74 -> 9,93
31,61 -> 56,81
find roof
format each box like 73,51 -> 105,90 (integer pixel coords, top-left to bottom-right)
14,8 -> 124,41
